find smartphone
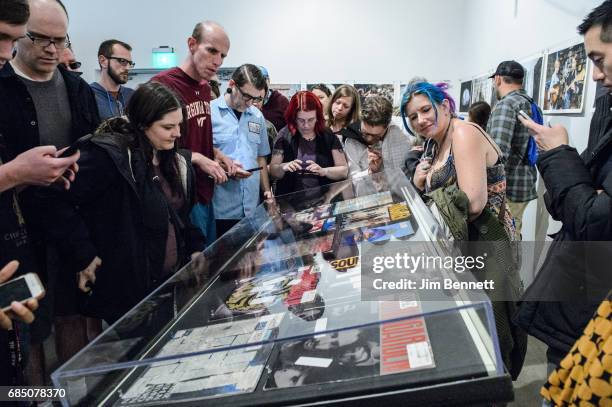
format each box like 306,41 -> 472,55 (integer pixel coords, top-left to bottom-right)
0,273 -> 45,312
58,144 -> 79,158
517,110 -> 532,121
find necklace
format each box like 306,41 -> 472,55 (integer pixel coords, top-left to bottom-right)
432,117 -> 453,161
302,134 -> 316,141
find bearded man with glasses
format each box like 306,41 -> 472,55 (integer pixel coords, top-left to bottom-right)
0,0 -> 100,386
90,39 -> 135,120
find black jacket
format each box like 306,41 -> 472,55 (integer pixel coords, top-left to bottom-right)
45,133 -> 205,323
274,127 -> 342,196
335,121 -> 363,144
514,94 -> 612,364
0,63 -> 100,242
0,63 -> 100,161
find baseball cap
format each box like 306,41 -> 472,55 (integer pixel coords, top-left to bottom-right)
489,61 -> 525,79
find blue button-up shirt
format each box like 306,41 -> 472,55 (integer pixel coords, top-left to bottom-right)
211,95 -> 270,219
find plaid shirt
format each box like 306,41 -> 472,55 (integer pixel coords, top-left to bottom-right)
487,89 -> 538,202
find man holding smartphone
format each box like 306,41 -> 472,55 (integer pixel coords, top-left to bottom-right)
514,2 -> 612,401
211,64 -> 272,237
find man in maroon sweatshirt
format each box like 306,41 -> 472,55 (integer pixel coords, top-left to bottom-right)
153,21 -> 236,244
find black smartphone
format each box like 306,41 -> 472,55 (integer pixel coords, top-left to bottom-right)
59,144 -> 79,158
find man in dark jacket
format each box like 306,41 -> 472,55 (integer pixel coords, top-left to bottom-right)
514,0 -> 612,372
0,0 -> 100,383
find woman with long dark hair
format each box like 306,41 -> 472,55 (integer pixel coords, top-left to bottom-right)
270,91 -> 347,196
47,82 -> 204,323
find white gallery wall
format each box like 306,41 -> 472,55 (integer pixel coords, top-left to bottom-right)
63,0 -> 466,84
63,0 -> 604,245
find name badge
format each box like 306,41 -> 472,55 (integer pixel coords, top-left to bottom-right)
248,121 -> 261,134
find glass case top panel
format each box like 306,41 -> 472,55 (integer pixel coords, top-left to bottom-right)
55,170 -> 493,377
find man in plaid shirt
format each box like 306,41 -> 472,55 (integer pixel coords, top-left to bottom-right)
487,60 -> 540,237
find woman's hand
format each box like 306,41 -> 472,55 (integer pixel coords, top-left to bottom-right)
78,256 -> 101,293
305,160 -> 327,177
282,159 -> 303,173
413,158 -> 431,191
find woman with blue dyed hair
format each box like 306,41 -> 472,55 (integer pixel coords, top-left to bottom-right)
402,82 -> 527,379
401,81 -> 514,236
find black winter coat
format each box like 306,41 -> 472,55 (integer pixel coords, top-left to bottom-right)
0,63 -> 100,244
514,94 -> 612,364
45,133 -> 205,323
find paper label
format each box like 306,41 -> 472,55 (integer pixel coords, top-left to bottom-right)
295,356 -> 333,368
406,341 -> 434,369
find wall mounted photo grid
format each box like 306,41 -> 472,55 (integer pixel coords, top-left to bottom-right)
215,66 -> 236,97
471,75 -> 492,106
459,80 -> 473,113
519,55 -> 544,107
270,84 -> 301,100
354,84 -> 395,104
306,83 -> 347,94
542,41 -> 588,114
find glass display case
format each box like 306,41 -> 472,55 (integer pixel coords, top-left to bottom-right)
52,170 -> 514,406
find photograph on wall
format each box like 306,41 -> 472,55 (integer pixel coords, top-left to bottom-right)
397,80 -> 451,110
215,66 -> 237,97
354,84 -> 394,103
471,75 -> 492,106
519,55 -> 544,106
543,42 -> 588,114
306,83 -> 346,94
459,80 -> 473,113
270,84 -> 301,100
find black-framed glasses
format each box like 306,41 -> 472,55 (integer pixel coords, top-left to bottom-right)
235,86 -> 263,103
361,126 -> 388,140
106,56 -> 135,68
25,32 -> 70,49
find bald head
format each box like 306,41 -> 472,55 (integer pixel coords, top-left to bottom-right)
183,20 -> 230,81
192,20 -> 228,45
28,0 -> 68,30
13,0 -> 68,80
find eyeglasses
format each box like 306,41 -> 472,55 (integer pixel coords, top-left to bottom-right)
67,61 -> 81,70
25,32 -> 70,49
296,117 -> 317,126
235,86 -> 263,103
106,56 -> 135,68
361,127 -> 387,140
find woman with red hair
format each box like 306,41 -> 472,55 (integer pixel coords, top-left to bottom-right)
270,91 -> 348,195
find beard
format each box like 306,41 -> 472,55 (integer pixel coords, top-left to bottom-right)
108,65 -> 128,85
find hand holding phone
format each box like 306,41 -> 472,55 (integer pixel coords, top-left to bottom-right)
517,110 -> 532,122
57,144 -> 79,158
0,261 -> 44,329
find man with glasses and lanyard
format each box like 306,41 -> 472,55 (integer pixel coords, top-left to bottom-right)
211,64 -> 272,236
0,0 -> 100,384
90,39 -> 135,119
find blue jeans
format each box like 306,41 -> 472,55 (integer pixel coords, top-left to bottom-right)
190,202 -> 216,246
